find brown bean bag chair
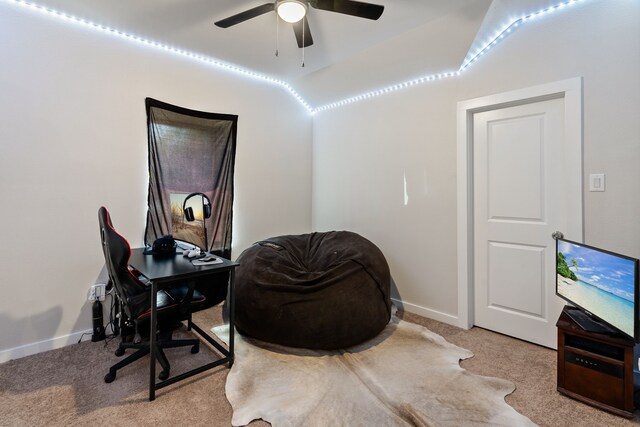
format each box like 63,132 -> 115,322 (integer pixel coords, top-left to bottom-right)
234,231 -> 391,349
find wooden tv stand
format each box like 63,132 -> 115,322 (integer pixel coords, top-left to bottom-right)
557,306 -> 635,417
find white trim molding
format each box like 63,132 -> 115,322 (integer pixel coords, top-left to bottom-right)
391,298 -> 459,326
0,329 -> 92,363
456,77 -> 584,329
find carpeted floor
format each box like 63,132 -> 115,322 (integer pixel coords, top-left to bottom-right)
0,306 -> 637,427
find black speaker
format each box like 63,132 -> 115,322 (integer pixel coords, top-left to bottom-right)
183,192 -> 212,222
91,300 -> 106,342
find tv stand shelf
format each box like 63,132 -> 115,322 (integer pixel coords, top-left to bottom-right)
557,306 -> 635,418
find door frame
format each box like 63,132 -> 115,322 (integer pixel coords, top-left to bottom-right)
456,77 -> 584,329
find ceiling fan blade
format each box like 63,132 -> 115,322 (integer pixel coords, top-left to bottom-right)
311,0 -> 384,20
214,3 -> 275,28
292,17 -> 314,48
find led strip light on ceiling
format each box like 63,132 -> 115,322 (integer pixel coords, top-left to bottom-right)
315,0 -> 586,112
2,0 -> 314,113
3,0 -> 588,114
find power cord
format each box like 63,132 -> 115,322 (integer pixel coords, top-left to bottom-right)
77,289 -> 120,346
102,289 -> 121,347
77,332 -> 91,344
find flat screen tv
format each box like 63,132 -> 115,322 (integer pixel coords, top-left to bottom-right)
556,238 -> 639,342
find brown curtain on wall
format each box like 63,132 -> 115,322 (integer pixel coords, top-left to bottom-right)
144,98 -> 237,259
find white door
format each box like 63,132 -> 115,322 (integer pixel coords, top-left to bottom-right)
473,97 -> 568,349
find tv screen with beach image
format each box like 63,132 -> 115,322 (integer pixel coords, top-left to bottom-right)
170,193 -> 206,249
557,240 -> 637,337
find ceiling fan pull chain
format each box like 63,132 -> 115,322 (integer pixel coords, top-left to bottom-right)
301,17 -> 305,67
275,13 -> 279,57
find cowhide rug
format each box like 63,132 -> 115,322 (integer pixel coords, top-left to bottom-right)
213,317 -> 536,427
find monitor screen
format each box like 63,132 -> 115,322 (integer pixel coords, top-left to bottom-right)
556,239 -> 639,339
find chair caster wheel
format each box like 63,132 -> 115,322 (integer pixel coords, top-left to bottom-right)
158,370 -> 170,381
191,344 -> 200,354
104,371 -> 116,383
114,347 -> 125,357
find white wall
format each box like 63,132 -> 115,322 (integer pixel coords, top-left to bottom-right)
1,0 -> 638,362
312,0 -> 640,323
0,6 -> 312,361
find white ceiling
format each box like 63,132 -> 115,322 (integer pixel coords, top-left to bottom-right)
24,0 -> 577,107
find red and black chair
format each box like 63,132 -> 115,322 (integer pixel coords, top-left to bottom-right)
98,206 -> 207,383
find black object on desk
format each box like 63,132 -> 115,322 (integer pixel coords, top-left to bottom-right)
128,248 -> 239,401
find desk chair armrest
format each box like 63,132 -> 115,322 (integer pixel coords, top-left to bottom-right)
129,267 -> 151,286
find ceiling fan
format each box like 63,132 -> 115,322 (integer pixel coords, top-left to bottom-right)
214,0 -> 385,48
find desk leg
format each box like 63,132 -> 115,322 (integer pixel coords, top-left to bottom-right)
228,268 -> 235,368
149,281 -> 157,401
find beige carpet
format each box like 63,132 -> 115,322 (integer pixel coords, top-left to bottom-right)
226,317 -> 535,426
0,306 -> 637,427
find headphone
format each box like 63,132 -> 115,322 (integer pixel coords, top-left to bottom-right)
182,192 -> 212,222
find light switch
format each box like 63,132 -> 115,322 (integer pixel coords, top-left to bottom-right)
589,173 -> 605,192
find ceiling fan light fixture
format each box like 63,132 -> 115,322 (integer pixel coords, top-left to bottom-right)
277,0 -> 307,24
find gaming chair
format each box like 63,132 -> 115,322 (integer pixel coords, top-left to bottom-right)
98,206 -> 207,383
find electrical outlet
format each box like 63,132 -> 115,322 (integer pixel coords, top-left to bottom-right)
87,286 -> 97,302
95,283 -> 106,301
88,284 -> 107,302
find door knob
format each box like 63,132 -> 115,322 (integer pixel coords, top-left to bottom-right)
552,231 -> 564,240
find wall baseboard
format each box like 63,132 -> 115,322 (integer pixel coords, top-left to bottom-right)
391,298 -> 459,327
2,299 -> 462,364
0,329 -> 92,364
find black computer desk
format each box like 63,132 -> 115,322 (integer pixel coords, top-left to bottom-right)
128,248 -> 239,401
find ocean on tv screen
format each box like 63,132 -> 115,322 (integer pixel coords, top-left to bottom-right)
557,241 -> 635,337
